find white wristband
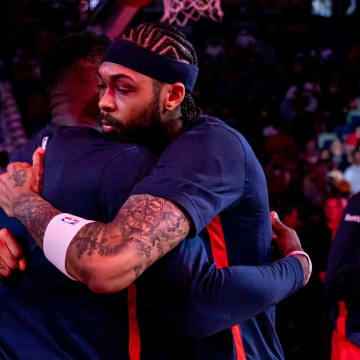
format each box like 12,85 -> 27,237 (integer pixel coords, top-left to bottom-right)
43,213 -> 94,279
286,250 -> 312,284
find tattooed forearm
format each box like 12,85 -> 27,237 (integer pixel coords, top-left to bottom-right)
9,192 -> 190,290
66,194 -> 190,287
13,193 -> 60,248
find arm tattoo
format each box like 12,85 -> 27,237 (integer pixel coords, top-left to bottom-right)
11,192 -> 189,284
8,168 -> 28,187
13,193 -> 60,248
69,194 -> 190,281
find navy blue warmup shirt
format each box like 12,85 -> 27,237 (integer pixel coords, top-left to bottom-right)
0,120 -> 303,359
132,115 -> 301,360
325,192 -> 360,347
0,124 -> 156,360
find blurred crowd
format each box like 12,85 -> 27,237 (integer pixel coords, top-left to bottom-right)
194,22 -> 360,359
1,1 -> 360,359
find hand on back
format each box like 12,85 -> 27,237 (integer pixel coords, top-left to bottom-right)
0,228 -> 26,279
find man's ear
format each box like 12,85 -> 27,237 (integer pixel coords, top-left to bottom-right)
163,82 -> 185,111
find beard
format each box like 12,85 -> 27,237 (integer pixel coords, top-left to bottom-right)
100,99 -> 169,154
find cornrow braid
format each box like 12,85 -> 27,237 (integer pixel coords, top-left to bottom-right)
122,23 -> 201,127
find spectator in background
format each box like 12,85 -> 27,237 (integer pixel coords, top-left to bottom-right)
299,138 -> 319,173
344,126 -> 360,156
0,61 -> 27,167
266,153 -> 292,196
303,161 -> 329,207
329,138 -> 349,172
344,141 -> 360,194
322,194 -> 343,252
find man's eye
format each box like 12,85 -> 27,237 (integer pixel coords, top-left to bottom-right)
97,84 -> 106,89
117,88 -> 131,93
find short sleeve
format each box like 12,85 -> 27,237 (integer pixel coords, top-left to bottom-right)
99,146 -> 157,221
131,123 -> 246,235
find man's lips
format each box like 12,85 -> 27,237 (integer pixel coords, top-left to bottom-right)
101,120 -> 116,133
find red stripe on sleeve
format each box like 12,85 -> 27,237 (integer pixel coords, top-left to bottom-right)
128,283 -> 141,360
207,215 -> 247,360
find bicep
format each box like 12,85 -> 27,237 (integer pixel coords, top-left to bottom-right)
110,194 -> 191,276
131,127 -> 247,235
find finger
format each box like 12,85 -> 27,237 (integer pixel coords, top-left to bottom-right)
0,231 -> 19,270
270,215 -> 283,233
32,147 -> 45,193
18,257 -> 26,271
1,228 -> 23,259
0,253 -> 12,277
7,162 -> 31,173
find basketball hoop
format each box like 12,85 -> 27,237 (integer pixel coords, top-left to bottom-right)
161,0 -> 224,27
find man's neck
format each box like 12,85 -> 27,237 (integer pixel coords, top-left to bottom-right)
165,117 -> 184,144
162,107 -> 186,144
50,93 -> 100,130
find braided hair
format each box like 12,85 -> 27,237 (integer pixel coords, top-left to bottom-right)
121,23 -> 201,127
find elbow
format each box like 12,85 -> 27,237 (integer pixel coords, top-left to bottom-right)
79,261 -> 131,294
181,303 -> 220,338
177,317 -> 215,338
184,316 -> 222,338
187,325 -> 216,339
86,276 -> 117,294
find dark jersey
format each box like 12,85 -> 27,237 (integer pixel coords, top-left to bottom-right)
0,124 -> 157,360
132,115 -> 290,360
0,120 -> 303,360
325,192 -> 360,347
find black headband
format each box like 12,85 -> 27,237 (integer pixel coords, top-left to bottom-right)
102,39 -> 198,92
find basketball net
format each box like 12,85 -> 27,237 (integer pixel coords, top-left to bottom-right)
161,0 -> 224,27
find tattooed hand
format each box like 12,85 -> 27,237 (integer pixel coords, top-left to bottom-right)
0,147 -> 45,217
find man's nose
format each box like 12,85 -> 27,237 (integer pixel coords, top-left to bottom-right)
99,89 -> 116,112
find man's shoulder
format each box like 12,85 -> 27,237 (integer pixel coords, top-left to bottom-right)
188,115 -> 251,148
48,125 -> 154,160
179,115 -> 257,165
192,115 -> 240,134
